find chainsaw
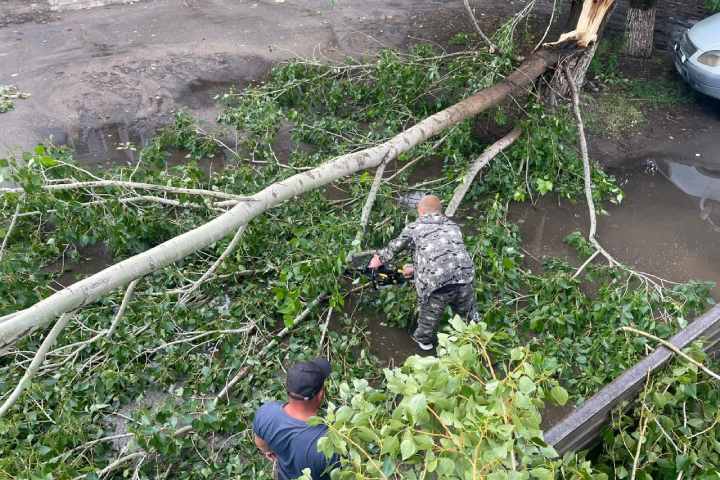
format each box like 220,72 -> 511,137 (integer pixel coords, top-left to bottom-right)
345,255 -> 411,290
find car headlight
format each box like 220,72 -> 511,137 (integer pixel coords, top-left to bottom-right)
698,51 -> 720,67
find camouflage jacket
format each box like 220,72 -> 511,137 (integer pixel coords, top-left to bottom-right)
377,213 -> 475,300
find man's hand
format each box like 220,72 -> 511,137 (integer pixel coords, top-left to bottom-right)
368,254 -> 383,269
402,264 -> 414,279
263,451 -> 277,462
254,434 -> 276,463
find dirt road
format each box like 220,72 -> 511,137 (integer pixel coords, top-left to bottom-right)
0,0 -> 491,160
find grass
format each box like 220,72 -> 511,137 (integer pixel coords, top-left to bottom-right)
584,92 -> 646,136
584,35 -> 695,136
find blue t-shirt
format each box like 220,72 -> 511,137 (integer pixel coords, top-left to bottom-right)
252,401 -> 338,480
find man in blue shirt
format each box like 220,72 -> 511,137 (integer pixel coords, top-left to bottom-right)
253,358 -> 339,480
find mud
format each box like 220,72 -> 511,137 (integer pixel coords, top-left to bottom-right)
0,0 -> 487,161
365,313 -> 421,367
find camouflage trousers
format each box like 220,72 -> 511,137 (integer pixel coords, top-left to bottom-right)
414,283 -> 478,345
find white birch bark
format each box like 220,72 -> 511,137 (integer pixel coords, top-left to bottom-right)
445,127 -> 522,217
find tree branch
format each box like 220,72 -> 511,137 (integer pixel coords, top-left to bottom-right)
564,65 -> 670,292
71,452 -> 146,480
0,180 -> 250,202
0,313 -> 73,417
216,293 -> 327,401
0,196 -> 23,262
178,225 -> 247,305
0,51 -> 556,350
445,127 -> 522,217
107,279 -> 139,338
463,0 -> 500,53
621,326 -> 720,382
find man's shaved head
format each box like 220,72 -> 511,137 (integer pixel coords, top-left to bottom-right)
417,195 -> 442,216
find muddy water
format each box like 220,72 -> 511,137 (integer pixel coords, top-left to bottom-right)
510,156 -> 720,299
67,122 -> 149,167
43,243 -> 114,288
365,314 -> 421,367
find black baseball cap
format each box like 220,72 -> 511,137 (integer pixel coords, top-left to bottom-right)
286,358 -> 331,401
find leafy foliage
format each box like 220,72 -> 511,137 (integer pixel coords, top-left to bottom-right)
317,319 -> 571,479
0,42 -> 716,480
597,346 -> 720,479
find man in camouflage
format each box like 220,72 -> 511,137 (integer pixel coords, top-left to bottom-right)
368,195 -> 478,350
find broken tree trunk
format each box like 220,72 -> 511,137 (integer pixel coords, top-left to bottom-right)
623,0 -> 658,58
0,52 -> 556,351
546,0 -> 617,103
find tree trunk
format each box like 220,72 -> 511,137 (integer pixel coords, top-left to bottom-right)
546,42 -> 600,104
624,5 -> 657,58
546,0 -> 618,103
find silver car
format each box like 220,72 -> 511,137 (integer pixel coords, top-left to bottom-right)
672,13 -> 720,100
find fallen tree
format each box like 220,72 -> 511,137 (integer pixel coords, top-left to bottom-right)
0,52 -> 556,352
5,2 -> 718,478
0,0 -> 619,354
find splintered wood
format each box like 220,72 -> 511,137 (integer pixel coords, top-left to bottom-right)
547,0 -> 617,48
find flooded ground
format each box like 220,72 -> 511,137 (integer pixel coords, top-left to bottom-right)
511,132 -> 720,299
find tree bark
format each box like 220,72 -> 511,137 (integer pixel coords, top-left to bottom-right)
0,52 -> 556,349
546,0 -> 618,103
623,5 -> 657,58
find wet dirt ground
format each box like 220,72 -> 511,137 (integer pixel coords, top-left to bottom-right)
0,0 -> 494,162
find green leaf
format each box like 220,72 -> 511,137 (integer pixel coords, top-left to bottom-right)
448,315 -> 466,332
550,386 -> 569,406
518,376 -> 536,395
335,406 -> 353,425
407,393 -> 427,417
531,467 -> 554,480
382,457 -> 396,476
38,155 -> 58,168
510,347 -> 525,361
381,435 -> 399,455
307,416 -> 323,426
355,426 -> 377,443
400,433 -> 417,460
437,458 -> 455,476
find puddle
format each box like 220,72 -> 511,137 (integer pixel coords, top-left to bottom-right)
44,243 -> 114,289
66,122 -> 149,168
366,314 -> 421,367
509,158 -> 720,299
335,283 -> 420,367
